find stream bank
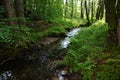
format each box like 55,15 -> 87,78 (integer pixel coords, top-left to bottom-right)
0,28 -> 82,80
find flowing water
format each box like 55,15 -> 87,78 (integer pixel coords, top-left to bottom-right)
61,28 -> 80,48
0,28 -> 80,80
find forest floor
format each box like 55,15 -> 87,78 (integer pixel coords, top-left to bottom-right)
0,19 -> 84,80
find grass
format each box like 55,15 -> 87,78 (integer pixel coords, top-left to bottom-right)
61,20 -> 120,80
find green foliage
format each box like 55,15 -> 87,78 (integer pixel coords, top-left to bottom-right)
95,57 -> 120,80
26,0 -> 63,21
47,26 -> 66,34
0,25 -> 34,49
62,20 -> 109,80
0,18 -> 76,55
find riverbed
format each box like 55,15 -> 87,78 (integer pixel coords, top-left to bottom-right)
0,28 -> 80,80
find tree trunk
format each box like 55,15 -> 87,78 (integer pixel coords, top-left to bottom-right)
91,1 -> 94,23
99,0 -> 104,19
3,0 -> 15,25
85,0 -> 90,25
96,0 -> 101,20
96,0 -> 104,20
65,0 -> 68,17
0,0 -> 3,6
104,0 -> 117,45
14,0 -> 24,24
80,0 -> 84,18
117,0 -> 120,46
71,0 -> 74,18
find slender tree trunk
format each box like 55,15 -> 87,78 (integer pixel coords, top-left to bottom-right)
88,0 -> 91,17
96,0 -> 104,20
85,0 -> 90,25
3,0 -> 15,25
23,0 -> 27,17
96,0 -> 101,20
91,1 -> 94,23
104,0 -> 117,45
65,0 -> 68,17
100,0 -> 104,19
14,0 -> 24,24
0,0 -> 3,6
117,0 -> 120,46
71,0 -> 74,18
80,0 -> 84,18
0,0 -> 5,18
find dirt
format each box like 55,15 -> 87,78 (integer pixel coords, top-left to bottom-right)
37,37 -> 61,47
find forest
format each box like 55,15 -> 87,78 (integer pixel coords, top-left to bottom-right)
0,0 -> 120,80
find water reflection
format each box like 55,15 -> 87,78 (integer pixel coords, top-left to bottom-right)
0,70 -> 13,80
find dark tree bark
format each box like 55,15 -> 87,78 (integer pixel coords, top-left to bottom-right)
80,0 -> 84,18
71,0 -> 74,18
99,0 -> 104,19
65,0 -> 68,17
91,1 -> 94,23
0,0 -> 3,6
104,0 -> 117,45
3,0 -> 15,25
117,0 -> 120,46
14,0 -> 24,24
23,0 -> 27,17
117,0 -> 120,18
85,0 -> 90,25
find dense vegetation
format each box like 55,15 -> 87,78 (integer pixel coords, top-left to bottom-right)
0,0 -> 102,56
62,21 -> 120,80
0,0 -> 120,80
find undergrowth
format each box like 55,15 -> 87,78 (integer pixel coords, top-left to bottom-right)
0,18 -> 82,55
0,25 -> 35,55
62,20 -> 120,80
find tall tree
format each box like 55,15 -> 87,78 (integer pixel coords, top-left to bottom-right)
80,0 -> 84,18
104,0 -> 117,45
91,0 -> 94,23
96,0 -> 104,20
85,0 -> 90,25
3,0 -> 15,25
14,0 -> 24,24
65,0 -> 68,17
71,0 -> 74,18
117,0 -> 120,46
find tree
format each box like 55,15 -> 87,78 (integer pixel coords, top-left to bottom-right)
96,0 -> 104,20
104,0 -> 117,45
71,0 -> 74,18
85,0 -> 90,25
14,0 -> 25,24
91,0 -> 94,23
64,0 -> 68,17
80,0 -> 84,18
3,0 -> 15,25
117,0 -> 120,46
